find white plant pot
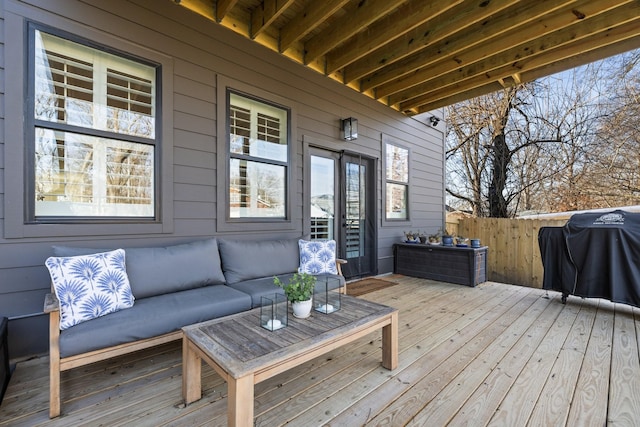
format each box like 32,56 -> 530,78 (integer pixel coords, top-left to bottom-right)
292,299 -> 312,318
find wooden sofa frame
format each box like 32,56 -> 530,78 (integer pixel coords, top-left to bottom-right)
44,258 -> 346,418
44,293 -> 182,418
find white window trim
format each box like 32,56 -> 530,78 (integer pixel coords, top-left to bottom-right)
3,6 -> 174,238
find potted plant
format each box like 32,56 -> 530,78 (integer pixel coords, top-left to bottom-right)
428,233 -> 440,245
442,229 -> 454,246
274,273 -> 316,318
403,230 -> 419,243
455,236 -> 468,246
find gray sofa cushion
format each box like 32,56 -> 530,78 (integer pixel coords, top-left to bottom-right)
219,238 -> 300,284
53,238 -> 226,298
228,275 -> 290,308
229,272 -> 345,308
125,239 -> 226,298
58,285 -> 252,358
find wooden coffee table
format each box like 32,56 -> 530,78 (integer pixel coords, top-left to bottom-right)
182,295 -> 398,426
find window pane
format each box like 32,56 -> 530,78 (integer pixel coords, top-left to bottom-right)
229,93 -> 287,162
106,68 -> 154,137
34,30 -> 155,139
229,159 -> 285,218
35,128 -> 154,217
346,162 -> 367,258
386,183 -> 408,219
386,144 -> 408,183
34,44 -> 94,127
106,142 -> 155,206
310,155 -> 335,240
230,104 -> 252,155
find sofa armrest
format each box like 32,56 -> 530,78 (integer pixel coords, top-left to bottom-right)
44,293 -> 59,313
336,258 -> 347,276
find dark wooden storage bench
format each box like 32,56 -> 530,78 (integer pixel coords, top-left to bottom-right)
393,243 -> 488,287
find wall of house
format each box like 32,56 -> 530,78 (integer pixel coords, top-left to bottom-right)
0,0 -> 445,359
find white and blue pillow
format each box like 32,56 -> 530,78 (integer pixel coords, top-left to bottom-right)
45,249 -> 135,330
298,239 -> 338,275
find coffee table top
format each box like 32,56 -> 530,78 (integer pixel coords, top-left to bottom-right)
182,295 -> 397,379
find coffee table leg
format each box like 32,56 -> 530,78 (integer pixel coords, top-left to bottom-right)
382,311 -> 398,370
228,374 -> 254,426
182,337 -> 202,404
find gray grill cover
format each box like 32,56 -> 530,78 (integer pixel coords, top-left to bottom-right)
539,210 -> 640,307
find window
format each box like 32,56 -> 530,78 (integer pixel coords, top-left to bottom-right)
228,92 -> 289,219
385,142 -> 409,220
29,27 -> 158,219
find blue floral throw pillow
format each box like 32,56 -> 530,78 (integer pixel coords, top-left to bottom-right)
45,249 -> 135,330
298,239 -> 338,275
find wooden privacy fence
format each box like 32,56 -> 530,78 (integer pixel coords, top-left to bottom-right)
454,217 -> 567,288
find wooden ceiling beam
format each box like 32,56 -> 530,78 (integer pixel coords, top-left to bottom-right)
414,33 -> 640,114
362,0 -> 577,94
403,17 -> 640,113
250,0 -> 296,39
216,0 -> 239,22
409,83 -> 506,115
325,0 -> 460,75
174,0 -> 640,116
175,0 -> 216,22
279,0 -> 349,53
304,0 -> 399,65
387,0 -> 637,105
344,0 -> 521,84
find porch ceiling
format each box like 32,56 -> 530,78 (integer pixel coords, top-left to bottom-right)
174,0 -> 640,116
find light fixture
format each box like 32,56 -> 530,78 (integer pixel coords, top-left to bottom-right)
341,117 -> 358,141
429,116 -> 440,127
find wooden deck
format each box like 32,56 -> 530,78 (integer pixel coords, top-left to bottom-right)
2,275 -> 640,426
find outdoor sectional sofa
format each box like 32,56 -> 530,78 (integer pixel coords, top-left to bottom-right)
44,237 -> 345,418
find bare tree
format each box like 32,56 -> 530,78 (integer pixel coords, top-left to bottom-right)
446,83 -> 561,217
444,51 -> 640,217
583,52 -> 640,206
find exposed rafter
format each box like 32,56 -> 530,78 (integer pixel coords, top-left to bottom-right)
174,0 -> 640,116
279,0 -> 348,53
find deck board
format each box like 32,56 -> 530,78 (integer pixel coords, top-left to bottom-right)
608,304 -> 640,425
566,299 -> 614,427
527,298 -> 598,426
2,276 -> 640,426
447,295 -> 563,425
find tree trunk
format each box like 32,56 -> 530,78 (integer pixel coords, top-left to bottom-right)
489,132 -> 509,218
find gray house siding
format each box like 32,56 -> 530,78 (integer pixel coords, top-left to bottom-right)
0,0 -> 444,359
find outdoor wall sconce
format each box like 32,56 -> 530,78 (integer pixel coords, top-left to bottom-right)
341,117 -> 358,141
429,116 -> 440,127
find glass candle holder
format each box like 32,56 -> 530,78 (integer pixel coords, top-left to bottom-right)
314,276 -> 342,314
260,293 -> 287,331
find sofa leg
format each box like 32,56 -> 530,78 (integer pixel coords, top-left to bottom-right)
49,363 -> 60,418
49,310 -> 61,418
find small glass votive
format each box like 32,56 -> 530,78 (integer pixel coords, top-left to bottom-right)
314,276 -> 342,314
260,294 -> 287,331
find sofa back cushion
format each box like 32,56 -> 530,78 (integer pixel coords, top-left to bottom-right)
53,238 -> 226,298
218,238 -> 300,284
